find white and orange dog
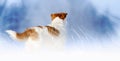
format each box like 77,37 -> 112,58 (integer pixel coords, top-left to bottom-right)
6,12 -> 67,51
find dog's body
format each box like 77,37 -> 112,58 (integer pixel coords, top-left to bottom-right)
6,12 -> 67,51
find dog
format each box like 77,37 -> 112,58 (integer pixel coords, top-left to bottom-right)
6,12 -> 67,51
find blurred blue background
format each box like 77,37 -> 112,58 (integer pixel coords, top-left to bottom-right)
0,0 -> 120,50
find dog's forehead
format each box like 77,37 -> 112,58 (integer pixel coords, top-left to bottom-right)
51,12 -> 67,20
52,12 -> 67,15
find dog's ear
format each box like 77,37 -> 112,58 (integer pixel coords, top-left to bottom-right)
51,12 -> 67,21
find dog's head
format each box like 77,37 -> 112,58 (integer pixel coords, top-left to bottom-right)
51,12 -> 67,21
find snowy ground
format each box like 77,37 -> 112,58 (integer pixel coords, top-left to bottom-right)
0,49 -> 120,61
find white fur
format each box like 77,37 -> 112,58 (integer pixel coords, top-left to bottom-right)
6,17 -> 66,52
6,30 -> 17,40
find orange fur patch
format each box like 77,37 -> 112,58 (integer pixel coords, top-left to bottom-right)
51,12 -> 67,20
46,26 -> 60,36
16,29 -> 38,40
37,26 -> 43,28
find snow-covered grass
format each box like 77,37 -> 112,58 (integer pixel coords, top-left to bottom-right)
0,48 -> 120,61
